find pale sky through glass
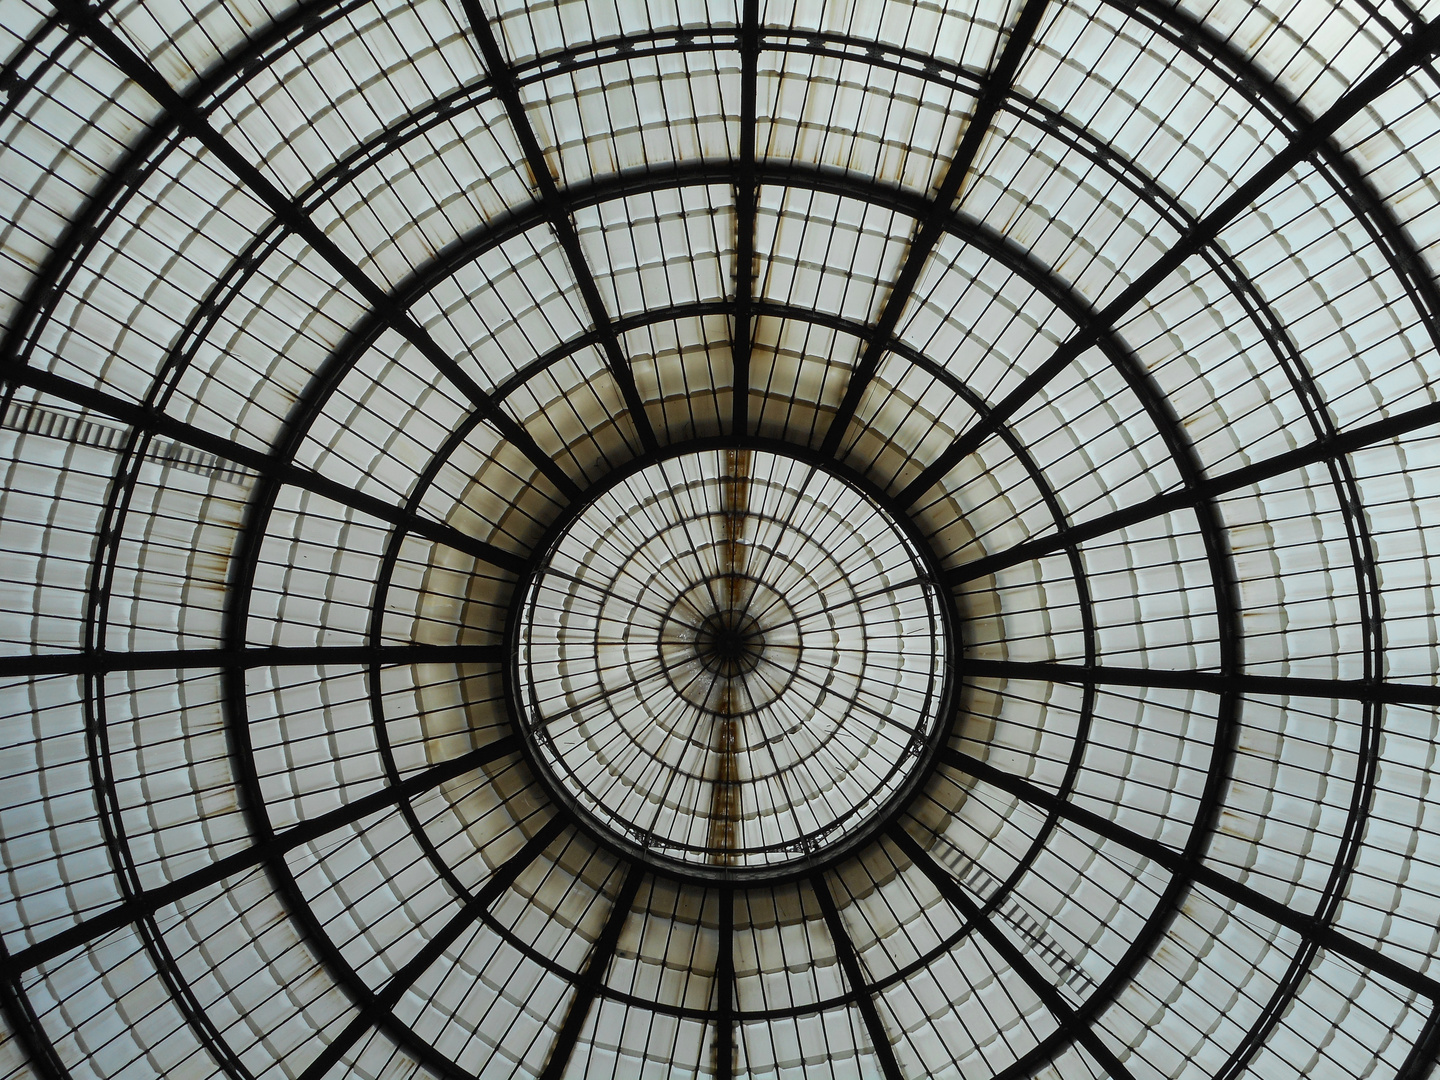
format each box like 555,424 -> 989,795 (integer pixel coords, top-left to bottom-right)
1,0 -> 1439,1078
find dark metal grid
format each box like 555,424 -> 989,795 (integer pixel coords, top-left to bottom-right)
941,398 -> 1440,590
2,213 -> 1428,1077
213,91 -> 1261,1025
81,112 -> 1192,1059
293,815 -> 567,1080
6,4 -> 1437,405
818,0 -> 1051,457
915,37 -> 1399,1073
7,366 -> 525,574
0,285 -> 1434,1065
536,861 -> 645,1080
2,15 -> 1419,528
4,733 -> 521,974
0,0 -> 377,384
730,0 -> 760,438
0,0 -> 1434,1077
889,826 -> 1135,1080
458,0 -> 658,455
809,872 -> 904,1080
339,299 -> 1098,1033
31,0 -> 580,507
2,94 -> 1370,587
941,745 -> 1440,1003
896,15 -> 1440,509
501,438 -> 960,887
354,406 -> 521,916
0,267 -> 1084,1051
210,331 -> 523,1080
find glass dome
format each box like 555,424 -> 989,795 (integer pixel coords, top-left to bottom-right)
1,1 -> 1439,1079
512,446 -> 953,880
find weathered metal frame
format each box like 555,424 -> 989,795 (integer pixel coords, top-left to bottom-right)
0,1 -> 1437,1077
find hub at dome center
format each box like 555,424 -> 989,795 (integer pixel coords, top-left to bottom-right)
509,446 -> 954,882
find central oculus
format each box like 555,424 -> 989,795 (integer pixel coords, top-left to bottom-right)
510,447 -> 952,881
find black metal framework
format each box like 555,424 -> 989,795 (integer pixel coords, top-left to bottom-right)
536,863 -> 645,1080
503,441 -> 957,885
0,0 -> 1438,1078
730,0 -> 761,439
895,13 -> 1440,509
889,826 -> 1136,1080
809,871 -> 905,1080
818,0 -> 1051,457
458,0 -> 659,456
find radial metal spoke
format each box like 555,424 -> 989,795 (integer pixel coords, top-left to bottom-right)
2,735 -> 521,975
0,642 -> 504,680
459,0 -> 659,454
809,873 -> 904,1080
3,365 -> 524,574
731,0 -> 761,437
4,4 -> 1437,1078
538,862 -> 645,1080
939,747 -> 1440,1001
818,0 -> 1051,456
899,15 -> 1440,508
961,658 -> 1440,707
1396,1007 -> 1440,1080
943,394 -> 1440,589
0,966 -> 68,1080
716,886 -> 736,1080
294,815 -> 566,1080
43,0 -> 579,504
889,826 -> 1137,1080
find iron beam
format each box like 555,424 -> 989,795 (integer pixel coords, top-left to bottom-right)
4,365 -> 524,574
294,815 -> 565,1080
537,862 -> 645,1080
940,747 -> 1440,1001
715,886 -> 736,1080
2,735 -> 520,975
731,0 -> 761,437
961,658 -> 1440,708
819,0 -> 1051,456
889,826 -> 1136,1080
898,15 -> 1440,508
459,0 -> 659,454
0,642 -> 503,680
809,873 -> 904,1080
45,0 -> 578,503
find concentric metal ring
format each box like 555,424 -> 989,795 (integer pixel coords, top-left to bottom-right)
509,445 -> 955,882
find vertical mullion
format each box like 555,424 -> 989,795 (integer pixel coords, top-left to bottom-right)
731,0 -> 761,437
715,886 -> 736,1080
817,0 -> 1052,456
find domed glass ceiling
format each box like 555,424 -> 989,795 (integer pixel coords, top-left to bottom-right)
1,0 -> 1440,1078
514,447 -> 952,879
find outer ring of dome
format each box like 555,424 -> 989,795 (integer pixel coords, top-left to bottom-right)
501,435 -> 961,886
